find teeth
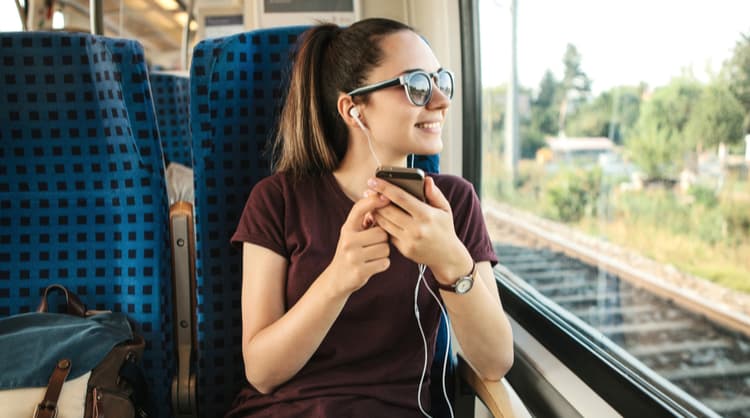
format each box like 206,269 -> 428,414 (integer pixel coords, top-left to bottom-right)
416,122 -> 441,129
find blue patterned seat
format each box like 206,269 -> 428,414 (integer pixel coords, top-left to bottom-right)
150,72 -> 192,167
0,32 -> 174,417
190,26 -> 441,416
190,27 -> 306,416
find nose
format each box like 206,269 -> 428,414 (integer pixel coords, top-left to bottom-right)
427,80 -> 451,110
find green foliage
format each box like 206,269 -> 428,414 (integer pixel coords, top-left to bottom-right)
688,184 -> 718,208
625,78 -> 703,178
722,31 -> 750,132
520,124 -> 546,159
566,86 -> 643,143
721,200 -> 750,242
543,167 -> 602,222
684,84 -> 746,148
557,44 -> 592,134
530,70 -> 559,137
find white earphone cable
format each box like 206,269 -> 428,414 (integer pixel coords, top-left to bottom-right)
414,263 -> 454,418
352,113 -> 382,168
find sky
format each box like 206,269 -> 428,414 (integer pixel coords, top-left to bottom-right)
479,0 -> 750,94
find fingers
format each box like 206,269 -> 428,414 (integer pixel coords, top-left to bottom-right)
423,177 -> 451,212
361,242 -> 390,262
367,177 -> 421,215
345,190 -> 390,232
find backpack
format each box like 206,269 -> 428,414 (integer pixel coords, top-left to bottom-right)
0,284 -> 152,418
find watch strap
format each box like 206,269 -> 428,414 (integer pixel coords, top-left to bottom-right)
436,262 -> 476,292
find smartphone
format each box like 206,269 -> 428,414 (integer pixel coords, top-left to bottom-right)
375,166 -> 426,202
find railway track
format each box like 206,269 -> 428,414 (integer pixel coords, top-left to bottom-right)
485,205 -> 750,418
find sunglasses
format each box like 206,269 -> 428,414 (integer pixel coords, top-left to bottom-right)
347,69 -> 455,106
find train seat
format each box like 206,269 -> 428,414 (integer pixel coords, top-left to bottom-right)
0,32 -> 174,417
188,25 -> 522,418
149,71 -> 194,204
150,72 -> 192,168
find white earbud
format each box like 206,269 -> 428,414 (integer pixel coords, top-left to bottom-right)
349,107 -> 381,167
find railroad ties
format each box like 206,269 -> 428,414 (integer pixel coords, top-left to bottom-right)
495,243 -> 750,418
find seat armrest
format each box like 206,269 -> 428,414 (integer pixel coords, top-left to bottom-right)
457,355 -> 531,418
169,201 -> 198,417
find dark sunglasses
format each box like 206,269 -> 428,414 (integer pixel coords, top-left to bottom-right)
347,69 -> 455,106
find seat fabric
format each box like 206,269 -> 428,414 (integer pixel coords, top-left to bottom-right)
151,72 -> 192,167
0,32 -> 174,417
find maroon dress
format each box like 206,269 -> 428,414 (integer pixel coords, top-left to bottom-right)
227,172 -> 497,417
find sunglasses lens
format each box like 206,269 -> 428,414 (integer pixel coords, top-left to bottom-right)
407,73 -> 431,105
437,71 -> 453,98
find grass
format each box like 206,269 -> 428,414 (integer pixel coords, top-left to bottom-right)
580,218 -> 750,294
483,153 -> 750,295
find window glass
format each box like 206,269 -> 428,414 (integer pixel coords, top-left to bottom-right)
479,1 -> 750,416
1,2 -> 23,32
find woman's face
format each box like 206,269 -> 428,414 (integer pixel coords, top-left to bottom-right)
357,30 -> 451,165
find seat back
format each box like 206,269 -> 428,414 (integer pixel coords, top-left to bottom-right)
151,72 -> 192,167
190,26 -> 307,416
190,26 -> 441,416
0,32 -> 174,417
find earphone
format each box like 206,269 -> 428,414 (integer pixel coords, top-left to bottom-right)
415,264 -> 454,418
349,107 -> 382,168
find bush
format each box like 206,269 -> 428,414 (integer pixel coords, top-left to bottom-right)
722,201 -> 750,242
688,184 -> 719,208
544,167 -> 602,222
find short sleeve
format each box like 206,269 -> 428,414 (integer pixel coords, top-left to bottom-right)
231,174 -> 288,258
435,175 -> 498,266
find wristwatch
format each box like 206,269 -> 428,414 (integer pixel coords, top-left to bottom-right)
437,262 -> 476,294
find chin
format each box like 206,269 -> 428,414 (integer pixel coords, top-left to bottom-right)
420,137 -> 443,155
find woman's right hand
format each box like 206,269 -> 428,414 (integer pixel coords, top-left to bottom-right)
327,191 -> 392,294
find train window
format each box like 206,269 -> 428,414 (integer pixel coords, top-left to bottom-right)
479,0 -> 750,416
1,2 -> 23,32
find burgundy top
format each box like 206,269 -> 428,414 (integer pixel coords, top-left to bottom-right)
226,172 -> 497,418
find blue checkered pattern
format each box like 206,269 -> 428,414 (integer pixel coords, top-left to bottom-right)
190,27 -> 306,416
151,72 -> 191,167
190,26 -> 441,416
0,32 -> 173,417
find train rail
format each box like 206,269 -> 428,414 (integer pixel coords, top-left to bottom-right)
484,203 -> 750,418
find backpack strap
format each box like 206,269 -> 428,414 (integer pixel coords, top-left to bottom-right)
34,359 -> 72,418
37,284 -> 87,317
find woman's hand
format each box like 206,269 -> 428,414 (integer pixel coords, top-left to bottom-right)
368,176 -> 473,284
326,191 -> 392,295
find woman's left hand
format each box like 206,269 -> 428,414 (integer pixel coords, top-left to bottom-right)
368,176 -> 473,283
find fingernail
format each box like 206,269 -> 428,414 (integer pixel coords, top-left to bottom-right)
363,190 -> 372,198
367,178 -> 378,188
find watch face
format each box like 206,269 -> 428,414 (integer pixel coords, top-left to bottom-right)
455,277 -> 473,294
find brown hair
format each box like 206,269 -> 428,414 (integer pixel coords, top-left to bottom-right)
272,18 -> 414,178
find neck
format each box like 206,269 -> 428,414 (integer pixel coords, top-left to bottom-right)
333,137 -> 407,202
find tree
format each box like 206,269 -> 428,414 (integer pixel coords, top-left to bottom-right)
625,78 -> 703,178
557,44 -> 591,135
684,84 -> 745,151
566,85 -> 643,143
722,30 -> 750,132
530,70 -> 558,136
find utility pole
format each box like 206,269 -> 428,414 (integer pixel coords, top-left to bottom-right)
505,0 -> 520,189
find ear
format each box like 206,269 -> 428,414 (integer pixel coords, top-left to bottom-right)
337,93 -> 364,128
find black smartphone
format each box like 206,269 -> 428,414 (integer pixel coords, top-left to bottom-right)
375,166 -> 426,202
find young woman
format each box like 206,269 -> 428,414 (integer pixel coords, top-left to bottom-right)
227,18 -> 513,417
